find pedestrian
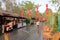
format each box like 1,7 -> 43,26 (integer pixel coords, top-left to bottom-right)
36,20 -> 40,35
36,21 -> 40,28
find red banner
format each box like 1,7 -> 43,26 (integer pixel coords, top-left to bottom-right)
36,6 -> 40,20
21,8 -> 24,17
46,4 -> 48,15
36,6 -> 39,18
28,8 -> 31,18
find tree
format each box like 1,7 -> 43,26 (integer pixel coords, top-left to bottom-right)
20,1 -> 40,26
50,0 -> 60,32
21,1 -> 36,18
49,0 -> 60,11
5,0 -> 13,12
12,2 -> 20,13
43,8 -> 58,33
43,9 -> 52,25
52,13 -> 58,33
2,0 -> 16,12
58,13 -> 60,32
23,1 -> 35,10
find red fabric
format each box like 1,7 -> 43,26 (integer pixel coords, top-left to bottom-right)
36,6 -> 39,18
42,17 -> 46,21
46,4 -> 48,7
46,4 -> 48,15
28,8 -> 31,17
21,8 -> 24,17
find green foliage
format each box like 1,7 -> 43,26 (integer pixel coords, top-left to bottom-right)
43,9 -> 58,33
23,1 -> 34,10
50,0 -> 60,11
12,6 -> 21,13
58,14 -> 60,32
26,18 -> 32,27
22,1 -> 36,18
52,24 -> 58,33
52,14 -> 58,33
4,0 -> 41,18
58,7 -> 60,11
26,18 -> 31,24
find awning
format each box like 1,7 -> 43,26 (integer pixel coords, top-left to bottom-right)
0,10 -> 26,19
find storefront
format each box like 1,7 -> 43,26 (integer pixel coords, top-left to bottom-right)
17,17 -> 26,28
0,10 -> 26,33
3,16 -> 14,32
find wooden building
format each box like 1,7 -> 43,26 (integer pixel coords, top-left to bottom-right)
0,10 -> 26,33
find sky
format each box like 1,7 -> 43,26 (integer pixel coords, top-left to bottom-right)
1,0 -> 59,13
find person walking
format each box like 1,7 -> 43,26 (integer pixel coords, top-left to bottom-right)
36,20 -> 40,35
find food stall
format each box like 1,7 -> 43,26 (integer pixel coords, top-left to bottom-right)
0,10 -> 26,33
17,19 -> 22,28
22,19 -> 26,27
17,17 -> 26,28
4,17 -> 14,32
